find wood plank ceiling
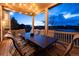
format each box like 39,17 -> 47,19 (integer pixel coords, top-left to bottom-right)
0,3 -> 58,16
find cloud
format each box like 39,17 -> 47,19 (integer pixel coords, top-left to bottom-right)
63,13 -> 79,19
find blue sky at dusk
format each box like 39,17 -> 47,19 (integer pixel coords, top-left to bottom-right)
10,3 -> 79,26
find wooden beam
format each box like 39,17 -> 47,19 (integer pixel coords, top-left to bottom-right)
0,5 -> 3,42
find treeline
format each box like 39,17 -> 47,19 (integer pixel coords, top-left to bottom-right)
34,26 -> 79,30
11,17 -> 31,32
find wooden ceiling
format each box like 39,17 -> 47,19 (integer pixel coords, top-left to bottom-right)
0,3 -> 58,16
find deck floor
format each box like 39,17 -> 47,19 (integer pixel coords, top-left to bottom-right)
0,39 -> 79,56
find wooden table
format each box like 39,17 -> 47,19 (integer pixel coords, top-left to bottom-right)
24,33 -> 58,49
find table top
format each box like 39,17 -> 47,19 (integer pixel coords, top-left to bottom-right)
24,32 -> 58,48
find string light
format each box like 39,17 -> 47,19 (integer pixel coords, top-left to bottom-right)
23,4 -> 26,6
12,3 -> 15,6
25,13 -> 28,14
5,3 -> 8,5
19,3 -> 22,6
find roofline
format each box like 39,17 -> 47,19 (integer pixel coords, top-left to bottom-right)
49,3 -> 62,9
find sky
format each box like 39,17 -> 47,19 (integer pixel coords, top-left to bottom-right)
10,3 -> 79,26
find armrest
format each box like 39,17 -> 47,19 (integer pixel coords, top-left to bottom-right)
55,41 -> 73,56
53,41 -> 69,56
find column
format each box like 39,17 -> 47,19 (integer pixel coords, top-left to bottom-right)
9,13 -> 11,32
0,5 -> 3,42
45,8 -> 48,36
32,16 -> 34,33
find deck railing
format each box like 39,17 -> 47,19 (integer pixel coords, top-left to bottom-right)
54,31 -> 75,42
54,31 -> 79,47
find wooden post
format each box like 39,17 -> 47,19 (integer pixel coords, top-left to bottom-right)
45,8 -> 48,36
0,5 -> 3,42
8,13 -> 11,32
32,16 -> 34,33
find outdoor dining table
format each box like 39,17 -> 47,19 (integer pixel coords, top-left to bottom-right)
24,32 -> 58,49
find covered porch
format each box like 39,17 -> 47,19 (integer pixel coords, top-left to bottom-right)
0,3 -> 79,56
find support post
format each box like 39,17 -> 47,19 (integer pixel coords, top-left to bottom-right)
32,16 -> 34,33
45,8 -> 48,36
0,5 -> 3,42
9,13 -> 11,32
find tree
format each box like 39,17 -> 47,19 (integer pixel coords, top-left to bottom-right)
11,17 -> 19,29
18,24 -> 25,29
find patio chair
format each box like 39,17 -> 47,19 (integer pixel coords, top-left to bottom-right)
14,33 -> 36,56
47,34 -> 79,56
63,33 -> 79,56
4,31 -> 36,56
